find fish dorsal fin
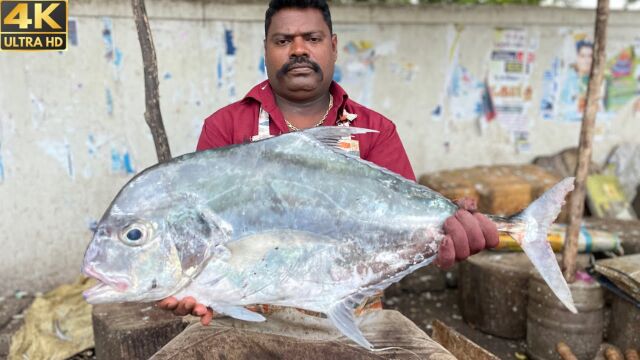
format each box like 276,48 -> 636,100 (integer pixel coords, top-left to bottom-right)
327,300 -> 373,349
209,304 -> 266,322
300,126 -> 378,149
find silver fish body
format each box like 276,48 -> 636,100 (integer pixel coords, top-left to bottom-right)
82,127 -> 575,349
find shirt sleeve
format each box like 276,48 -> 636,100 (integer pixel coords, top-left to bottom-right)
364,120 -> 416,182
196,111 -> 234,151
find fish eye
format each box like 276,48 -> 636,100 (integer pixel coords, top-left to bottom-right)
119,223 -> 151,246
126,228 -> 143,241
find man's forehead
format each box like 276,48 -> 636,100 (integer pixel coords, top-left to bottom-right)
268,8 -> 329,36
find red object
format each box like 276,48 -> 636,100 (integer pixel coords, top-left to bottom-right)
197,80 -> 416,181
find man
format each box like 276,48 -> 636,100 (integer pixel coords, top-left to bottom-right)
158,0 -> 498,326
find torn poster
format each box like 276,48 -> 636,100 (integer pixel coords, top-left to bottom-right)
336,40 -> 394,107
513,131 -> 531,154
487,28 -> 538,134
30,93 -> 46,129
448,65 -> 486,122
541,31 -> 611,123
102,18 -> 123,73
110,148 -> 136,175
390,61 -> 418,83
604,45 -> 640,113
432,25 -> 463,123
38,139 -> 74,179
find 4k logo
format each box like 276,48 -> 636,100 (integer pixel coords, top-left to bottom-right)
1,0 -> 67,51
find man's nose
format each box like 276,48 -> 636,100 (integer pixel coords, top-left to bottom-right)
290,36 -> 309,57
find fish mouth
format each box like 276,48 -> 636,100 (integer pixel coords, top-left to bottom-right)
83,282 -> 119,304
82,265 -> 131,304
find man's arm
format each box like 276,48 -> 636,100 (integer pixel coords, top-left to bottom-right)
196,112 -> 234,151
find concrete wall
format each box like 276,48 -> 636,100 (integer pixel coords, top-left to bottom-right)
1,1 -> 639,294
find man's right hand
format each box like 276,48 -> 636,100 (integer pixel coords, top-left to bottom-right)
157,296 -> 215,325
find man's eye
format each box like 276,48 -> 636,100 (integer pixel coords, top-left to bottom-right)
276,39 -> 290,45
309,37 -> 321,43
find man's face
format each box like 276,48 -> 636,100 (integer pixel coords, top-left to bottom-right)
576,46 -> 593,76
265,8 -> 337,102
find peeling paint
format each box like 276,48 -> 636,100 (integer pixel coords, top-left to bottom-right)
102,17 -> 114,61
0,117 -> 4,182
114,48 -> 123,69
224,29 -> 236,56
38,139 -> 74,179
105,88 -> 113,116
69,18 -> 78,46
0,143 -> 4,183
87,134 -> 97,156
30,93 -> 46,128
258,55 -> 266,79
111,148 -> 135,175
102,17 -> 123,71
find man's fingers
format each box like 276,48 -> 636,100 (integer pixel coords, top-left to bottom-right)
455,198 -> 478,212
436,235 -> 455,269
157,297 -> 178,310
201,309 -> 214,326
474,212 -> 499,249
455,209 -> 485,254
443,216 -> 470,261
175,296 -> 196,316
193,303 -> 207,317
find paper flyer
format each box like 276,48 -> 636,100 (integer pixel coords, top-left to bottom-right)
488,28 -> 537,138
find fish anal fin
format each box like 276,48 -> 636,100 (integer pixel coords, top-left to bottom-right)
327,301 -> 373,349
210,305 -> 266,322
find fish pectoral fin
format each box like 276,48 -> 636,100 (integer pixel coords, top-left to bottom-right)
210,305 -> 266,322
327,301 -> 373,349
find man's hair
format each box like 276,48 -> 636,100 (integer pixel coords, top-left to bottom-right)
265,0 -> 333,36
576,40 -> 594,53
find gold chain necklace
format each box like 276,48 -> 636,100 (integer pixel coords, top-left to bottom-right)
284,95 -> 333,132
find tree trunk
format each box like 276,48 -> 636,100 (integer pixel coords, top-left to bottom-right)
562,0 -> 610,283
131,0 -> 172,163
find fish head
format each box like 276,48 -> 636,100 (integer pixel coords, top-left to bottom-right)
82,164 -> 231,304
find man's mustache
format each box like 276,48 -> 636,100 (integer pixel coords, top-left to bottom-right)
277,57 -> 323,79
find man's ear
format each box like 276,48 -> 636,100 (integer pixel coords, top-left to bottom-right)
332,34 -> 338,62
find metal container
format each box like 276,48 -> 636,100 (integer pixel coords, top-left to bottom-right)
606,293 -> 640,350
459,252 -> 532,339
527,273 -> 604,360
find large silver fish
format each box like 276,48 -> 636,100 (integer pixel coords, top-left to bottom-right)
82,127 -> 577,349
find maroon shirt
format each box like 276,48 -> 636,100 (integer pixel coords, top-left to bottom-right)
196,80 -> 416,181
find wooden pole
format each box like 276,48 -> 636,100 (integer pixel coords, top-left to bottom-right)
562,0 -> 610,283
131,0 -> 172,163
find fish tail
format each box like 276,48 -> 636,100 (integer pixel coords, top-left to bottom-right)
492,177 -> 578,314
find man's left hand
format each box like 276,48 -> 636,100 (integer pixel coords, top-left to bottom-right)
436,198 -> 499,269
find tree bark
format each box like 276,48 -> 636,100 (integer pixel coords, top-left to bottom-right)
562,0 -> 610,283
131,0 -> 172,163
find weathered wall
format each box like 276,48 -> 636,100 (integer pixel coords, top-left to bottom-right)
1,1 -> 639,294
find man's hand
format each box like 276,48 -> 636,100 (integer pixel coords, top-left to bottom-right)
436,198 -> 499,269
157,296 -> 215,325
